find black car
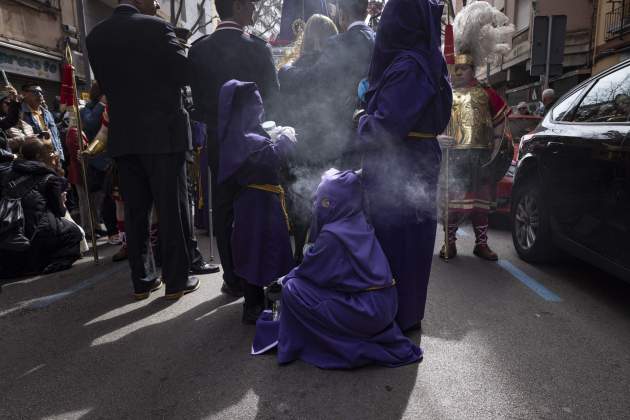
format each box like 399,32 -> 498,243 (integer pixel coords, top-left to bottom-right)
511,60 -> 630,281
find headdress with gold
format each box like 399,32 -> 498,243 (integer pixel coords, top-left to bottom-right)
453,1 -> 514,68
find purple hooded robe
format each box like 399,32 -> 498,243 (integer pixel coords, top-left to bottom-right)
253,170 -> 422,369
357,0 -> 453,330
217,80 -> 295,287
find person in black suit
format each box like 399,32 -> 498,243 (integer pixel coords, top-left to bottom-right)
279,0 -> 374,169
189,0 -> 279,322
86,0 -> 199,300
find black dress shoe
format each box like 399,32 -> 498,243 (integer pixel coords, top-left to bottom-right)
42,261 -> 74,275
220,281 -> 244,298
133,278 -> 163,301
190,261 -> 221,274
242,304 -> 264,325
164,276 -> 200,300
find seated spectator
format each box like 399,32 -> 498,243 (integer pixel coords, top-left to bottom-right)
516,101 -> 531,115
252,170 -> 422,369
539,88 -> 556,115
0,137 -> 82,278
0,85 -> 35,153
20,83 -> 64,162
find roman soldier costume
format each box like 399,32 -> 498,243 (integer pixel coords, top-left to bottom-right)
440,1 -> 514,261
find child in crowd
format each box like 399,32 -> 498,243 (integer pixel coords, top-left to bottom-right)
217,80 -> 296,323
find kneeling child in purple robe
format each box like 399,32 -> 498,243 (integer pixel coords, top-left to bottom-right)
252,169 -> 422,369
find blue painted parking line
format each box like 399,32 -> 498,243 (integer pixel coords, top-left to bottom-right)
27,264 -> 127,310
497,259 -> 562,302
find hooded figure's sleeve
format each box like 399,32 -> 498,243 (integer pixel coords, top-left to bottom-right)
245,133 -> 296,175
357,57 -> 436,150
286,231 -> 346,289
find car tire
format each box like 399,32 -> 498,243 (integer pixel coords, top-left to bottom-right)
511,178 -> 556,263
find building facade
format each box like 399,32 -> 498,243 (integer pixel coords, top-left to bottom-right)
592,0 -> 630,75
1,0 -> 215,105
0,0 -> 86,106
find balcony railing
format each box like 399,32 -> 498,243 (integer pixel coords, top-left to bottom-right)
606,0 -> 630,41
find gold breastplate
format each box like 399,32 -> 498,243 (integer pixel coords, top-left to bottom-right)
448,86 -> 493,149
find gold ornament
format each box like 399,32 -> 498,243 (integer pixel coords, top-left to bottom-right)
454,54 -> 474,66
449,85 -> 494,149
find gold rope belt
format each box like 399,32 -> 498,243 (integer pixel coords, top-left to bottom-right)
407,132 -> 436,139
363,279 -> 397,291
247,184 -> 290,230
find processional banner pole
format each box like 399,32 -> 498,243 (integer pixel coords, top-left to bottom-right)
63,45 -> 99,262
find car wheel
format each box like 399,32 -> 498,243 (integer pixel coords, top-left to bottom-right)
511,179 -> 556,262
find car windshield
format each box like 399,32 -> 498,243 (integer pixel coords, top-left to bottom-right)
551,87 -> 585,121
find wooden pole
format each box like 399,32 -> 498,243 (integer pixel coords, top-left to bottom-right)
66,45 -> 99,262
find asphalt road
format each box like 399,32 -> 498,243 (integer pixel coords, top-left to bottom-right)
2,224 -> 630,419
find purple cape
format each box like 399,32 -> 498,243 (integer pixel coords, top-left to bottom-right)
218,80 -> 294,286
253,170 -> 422,369
356,0 -> 452,330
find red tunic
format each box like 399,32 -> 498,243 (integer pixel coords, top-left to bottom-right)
64,127 -> 88,186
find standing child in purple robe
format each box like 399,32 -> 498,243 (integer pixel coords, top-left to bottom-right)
252,169 -> 422,369
357,0 -> 453,333
217,80 -> 296,324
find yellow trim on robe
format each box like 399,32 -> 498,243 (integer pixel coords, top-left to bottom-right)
363,279 -> 397,291
408,132 -> 436,139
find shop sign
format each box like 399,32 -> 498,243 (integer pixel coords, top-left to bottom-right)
0,46 -> 60,82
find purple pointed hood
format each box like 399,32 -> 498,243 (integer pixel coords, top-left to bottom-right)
309,169 -> 393,290
217,79 -> 272,184
368,0 -> 446,86
366,0 -> 451,133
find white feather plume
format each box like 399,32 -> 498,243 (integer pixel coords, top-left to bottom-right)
453,1 -> 515,67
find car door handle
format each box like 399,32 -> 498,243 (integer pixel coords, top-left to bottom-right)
546,141 -> 564,153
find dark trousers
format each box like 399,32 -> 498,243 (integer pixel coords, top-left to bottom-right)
101,193 -> 118,236
0,215 -> 82,278
211,173 -> 244,291
116,153 -> 190,292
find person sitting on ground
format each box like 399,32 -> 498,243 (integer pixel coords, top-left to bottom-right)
252,169 -> 423,369
0,137 -> 82,278
0,85 -> 35,153
516,101 -> 530,115
217,80 -> 296,324
20,83 -> 64,162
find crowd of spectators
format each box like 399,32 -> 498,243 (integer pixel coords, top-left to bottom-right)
0,81 -> 121,279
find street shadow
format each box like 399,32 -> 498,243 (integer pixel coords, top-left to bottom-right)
1,267 -> 419,419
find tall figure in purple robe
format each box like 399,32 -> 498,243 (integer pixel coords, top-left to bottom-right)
357,0 -> 453,332
253,169 -> 422,369
218,80 -> 296,323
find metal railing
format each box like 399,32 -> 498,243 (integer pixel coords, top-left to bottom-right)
606,0 -> 630,41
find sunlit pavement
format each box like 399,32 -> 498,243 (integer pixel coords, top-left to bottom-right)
2,224 -> 630,419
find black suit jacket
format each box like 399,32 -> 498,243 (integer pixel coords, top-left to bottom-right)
281,23 -> 374,105
86,5 -> 191,157
279,23 -> 375,165
188,26 -> 279,170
